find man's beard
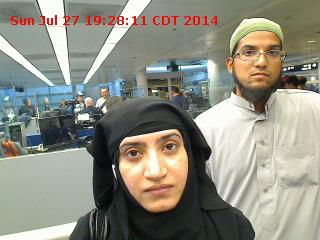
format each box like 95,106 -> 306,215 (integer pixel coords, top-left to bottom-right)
232,70 -> 282,103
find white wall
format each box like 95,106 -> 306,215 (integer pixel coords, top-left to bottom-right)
0,149 -> 95,236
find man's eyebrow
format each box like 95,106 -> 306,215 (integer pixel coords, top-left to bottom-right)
240,44 -> 281,49
240,45 -> 256,49
268,44 -> 281,49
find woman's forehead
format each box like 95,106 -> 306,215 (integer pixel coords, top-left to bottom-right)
119,129 -> 182,147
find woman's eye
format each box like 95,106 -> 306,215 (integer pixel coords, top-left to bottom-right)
127,150 -> 141,158
164,143 -> 177,152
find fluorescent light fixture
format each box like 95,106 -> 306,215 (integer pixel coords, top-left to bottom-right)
0,35 -> 54,86
146,66 -> 168,72
83,44 -> 116,84
114,0 -> 152,28
105,28 -> 130,44
83,0 -> 152,84
181,65 -> 206,70
146,65 -> 206,73
37,0 -> 71,85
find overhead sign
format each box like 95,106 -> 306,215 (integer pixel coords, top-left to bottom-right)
283,62 -> 318,73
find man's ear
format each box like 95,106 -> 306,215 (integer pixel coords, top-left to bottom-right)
226,57 -> 233,74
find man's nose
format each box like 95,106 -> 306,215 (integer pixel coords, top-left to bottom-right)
254,52 -> 268,67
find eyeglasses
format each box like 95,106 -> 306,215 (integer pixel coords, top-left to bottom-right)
233,50 -> 287,62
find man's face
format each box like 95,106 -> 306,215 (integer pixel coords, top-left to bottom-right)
77,96 -> 84,102
101,89 -> 109,99
226,31 -> 283,102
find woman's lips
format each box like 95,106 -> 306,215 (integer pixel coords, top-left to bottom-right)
145,184 -> 173,196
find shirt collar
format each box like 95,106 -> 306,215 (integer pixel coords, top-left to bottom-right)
230,91 -> 276,114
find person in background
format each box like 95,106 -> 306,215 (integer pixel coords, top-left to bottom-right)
1,136 -> 28,157
59,100 -> 68,108
73,91 -> 86,114
18,98 -> 36,117
298,75 -> 319,93
282,75 -> 300,89
58,100 -> 70,115
2,96 -> 16,121
297,76 -> 307,90
70,97 -> 254,240
43,97 -> 51,111
96,87 -> 110,114
82,97 -> 103,121
170,86 -> 189,111
195,18 -> 320,239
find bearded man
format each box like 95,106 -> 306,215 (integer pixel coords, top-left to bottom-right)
195,18 -> 320,240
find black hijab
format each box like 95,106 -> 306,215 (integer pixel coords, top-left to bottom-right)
86,97 -> 233,240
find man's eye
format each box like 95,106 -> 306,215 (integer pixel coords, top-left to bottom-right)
267,50 -> 280,57
164,143 -> 177,152
242,50 -> 256,56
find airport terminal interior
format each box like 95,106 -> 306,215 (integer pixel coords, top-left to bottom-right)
0,0 -> 319,239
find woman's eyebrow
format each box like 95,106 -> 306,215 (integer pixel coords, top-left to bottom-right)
119,133 -> 182,149
119,142 -> 146,150
158,133 -> 182,143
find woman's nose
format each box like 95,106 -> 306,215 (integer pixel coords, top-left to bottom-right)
144,150 -> 167,180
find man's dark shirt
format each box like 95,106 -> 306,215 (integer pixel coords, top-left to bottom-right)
82,106 -> 103,121
18,105 -> 36,117
171,95 -> 189,110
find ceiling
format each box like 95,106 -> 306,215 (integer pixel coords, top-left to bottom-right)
0,0 -> 319,88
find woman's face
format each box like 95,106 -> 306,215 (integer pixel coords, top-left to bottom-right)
119,129 -> 188,213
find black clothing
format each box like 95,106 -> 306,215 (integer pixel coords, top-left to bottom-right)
82,106 -> 103,116
105,96 -> 123,111
171,95 -> 189,110
44,103 -> 50,111
18,105 -> 36,117
82,106 -> 103,122
70,97 -> 254,240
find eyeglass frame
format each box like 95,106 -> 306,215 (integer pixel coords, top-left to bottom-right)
232,49 -> 287,62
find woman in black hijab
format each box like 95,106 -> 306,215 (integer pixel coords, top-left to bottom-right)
70,97 -> 254,240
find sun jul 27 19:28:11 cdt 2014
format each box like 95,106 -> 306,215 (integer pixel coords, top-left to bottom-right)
9,15 -> 219,27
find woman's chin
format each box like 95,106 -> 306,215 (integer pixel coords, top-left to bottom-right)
143,201 -> 178,213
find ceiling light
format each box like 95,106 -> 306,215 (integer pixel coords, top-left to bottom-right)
146,66 -> 168,72
146,65 -> 206,73
83,44 -> 116,84
105,28 -> 130,44
83,0 -> 152,84
308,40 -> 316,43
181,65 -> 206,70
0,35 -> 54,86
37,0 -> 71,85
114,0 -> 152,28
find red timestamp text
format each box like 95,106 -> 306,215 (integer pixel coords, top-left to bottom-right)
85,15 -> 219,27
9,15 -> 219,27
